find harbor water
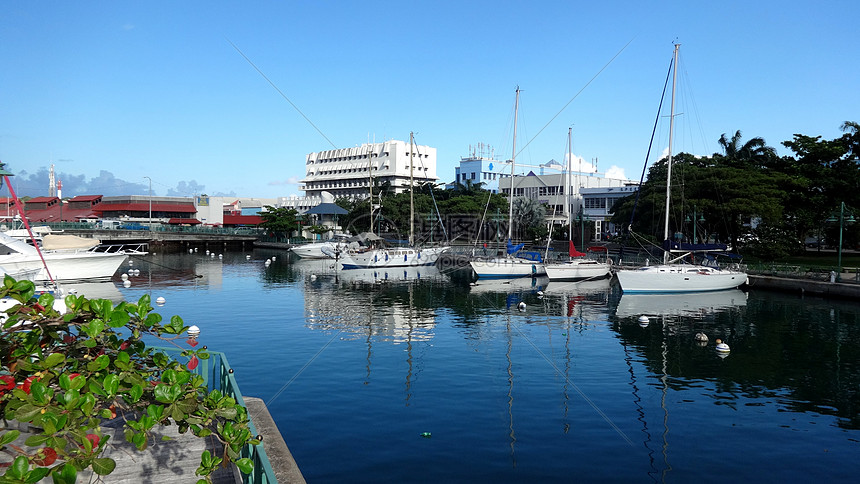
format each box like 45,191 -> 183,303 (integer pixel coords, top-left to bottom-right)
94,249 -> 860,483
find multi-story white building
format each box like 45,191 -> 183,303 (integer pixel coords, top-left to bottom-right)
500,168 -> 637,239
301,139 -> 438,199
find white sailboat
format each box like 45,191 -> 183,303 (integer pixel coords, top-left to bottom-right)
470,87 -> 547,279
615,44 -> 747,294
339,132 -> 450,269
544,128 -> 611,281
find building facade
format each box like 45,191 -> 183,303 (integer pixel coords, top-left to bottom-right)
301,139 -> 438,199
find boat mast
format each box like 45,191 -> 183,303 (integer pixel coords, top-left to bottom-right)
567,127 -> 573,244
508,87 -> 519,241
662,43 -> 680,265
409,132 -> 415,246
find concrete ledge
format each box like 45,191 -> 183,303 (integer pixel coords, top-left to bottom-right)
748,274 -> 860,300
245,397 -> 306,484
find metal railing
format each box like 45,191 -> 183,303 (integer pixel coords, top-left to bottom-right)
158,348 -> 277,483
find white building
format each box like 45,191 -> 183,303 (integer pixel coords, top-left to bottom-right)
500,169 -> 637,238
301,139 -> 438,199
451,143 -> 517,193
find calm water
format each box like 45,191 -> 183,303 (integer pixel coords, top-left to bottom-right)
91,249 -> 860,483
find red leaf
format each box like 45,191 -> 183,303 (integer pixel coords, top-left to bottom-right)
33,447 -> 57,466
186,338 -> 199,347
0,375 -> 14,391
187,356 -> 199,370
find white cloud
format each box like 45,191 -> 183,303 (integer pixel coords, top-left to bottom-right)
267,176 -> 301,186
566,154 -> 597,173
605,165 -> 627,180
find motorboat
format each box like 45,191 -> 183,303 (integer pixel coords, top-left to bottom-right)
0,232 -> 141,282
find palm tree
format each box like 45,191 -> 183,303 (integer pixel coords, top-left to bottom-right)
716,130 -> 777,168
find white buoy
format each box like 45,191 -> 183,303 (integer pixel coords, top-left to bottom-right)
272,256 -> 276,261
128,260 -> 134,266
310,274 -> 317,281
187,325 -> 200,337
194,248 -> 198,252
121,273 -> 129,281
638,315 -> 650,327
122,280 -> 131,288
156,296 -> 166,306
218,254 -> 223,259
536,290 -> 544,298
246,255 -> 251,259
134,269 -> 140,275
189,249 -> 193,254
265,259 -> 271,266
715,339 -> 730,353
517,302 -> 526,311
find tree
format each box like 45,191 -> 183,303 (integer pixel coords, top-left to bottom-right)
716,130 -> 778,168
512,197 -> 546,241
0,277 -> 258,483
258,206 -> 300,238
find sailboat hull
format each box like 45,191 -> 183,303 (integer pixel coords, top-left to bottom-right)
470,258 -> 546,279
615,265 -> 748,293
544,260 -> 611,281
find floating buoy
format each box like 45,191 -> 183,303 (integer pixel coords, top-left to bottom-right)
121,273 -> 129,281
187,325 -> 200,337
310,274 -> 317,281
271,256 -> 276,261
156,296 -> 166,306
517,302 -> 526,311
638,315 -> 650,327
189,249 -> 193,254
218,254 -> 223,259
264,259 -> 271,266
537,290 -> 544,298
194,247 -> 198,252
246,255 -> 251,259
205,250 -> 210,255
695,332 -> 708,342
715,339 -> 730,353
123,280 -> 131,288
128,260 -> 134,266
133,269 -> 140,275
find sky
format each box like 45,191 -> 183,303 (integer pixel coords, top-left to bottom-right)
1,1 -> 857,199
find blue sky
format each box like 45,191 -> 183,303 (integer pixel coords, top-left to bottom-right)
1,1 -> 857,199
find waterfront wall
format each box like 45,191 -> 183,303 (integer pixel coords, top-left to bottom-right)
748,274 -> 860,300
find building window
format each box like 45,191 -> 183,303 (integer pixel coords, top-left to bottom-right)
584,198 -> 606,209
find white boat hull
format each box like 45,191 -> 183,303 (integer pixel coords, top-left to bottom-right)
615,265 -> 748,293
340,247 -> 449,269
470,258 -> 546,279
1,252 -> 129,282
291,242 -> 343,259
544,260 -> 611,281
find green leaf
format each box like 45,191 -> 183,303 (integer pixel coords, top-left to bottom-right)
107,309 -> 130,328
0,429 -> 20,446
103,374 -> 119,397
132,431 -> 147,450
30,380 -> 49,405
24,434 -> 50,446
235,458 -> 254,475
92,458 -> 116,476
84,318 -> 105,338
42,352 -> 66,369
9,455 -> 29,479
51,463 -> 78,484
24,467 -> 51,483
87,354 -> 110,372
14,404 -> 42,421
154,384 -> 181,404
127,384 -> 144,403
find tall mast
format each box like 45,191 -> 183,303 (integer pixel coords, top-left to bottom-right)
508,87 -> 519,241
567,127 -> 573,242
662,43 -> 680,265
409,132 -> 415,246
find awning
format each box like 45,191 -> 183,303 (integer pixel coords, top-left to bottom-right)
167,218 -> 202,225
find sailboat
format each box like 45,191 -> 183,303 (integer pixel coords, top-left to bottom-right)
544,128 -> 611,281
339,132 -> 449,269
470,87 -> 547,279
615,44 -> 748,293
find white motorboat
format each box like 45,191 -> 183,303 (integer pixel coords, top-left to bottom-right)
615,44 -> 747,294
339,246 -> 449,269
0,232 -> 137,282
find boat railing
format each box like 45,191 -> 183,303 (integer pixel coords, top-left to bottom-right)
155,348 -> 277,484
88,242 -> 149,254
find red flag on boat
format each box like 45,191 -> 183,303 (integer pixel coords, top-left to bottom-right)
569,240 -> 586,257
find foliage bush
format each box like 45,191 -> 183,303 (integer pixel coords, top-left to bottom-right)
0,276 -> 258,483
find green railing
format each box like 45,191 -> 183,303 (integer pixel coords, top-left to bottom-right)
159,348 -> 277,483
